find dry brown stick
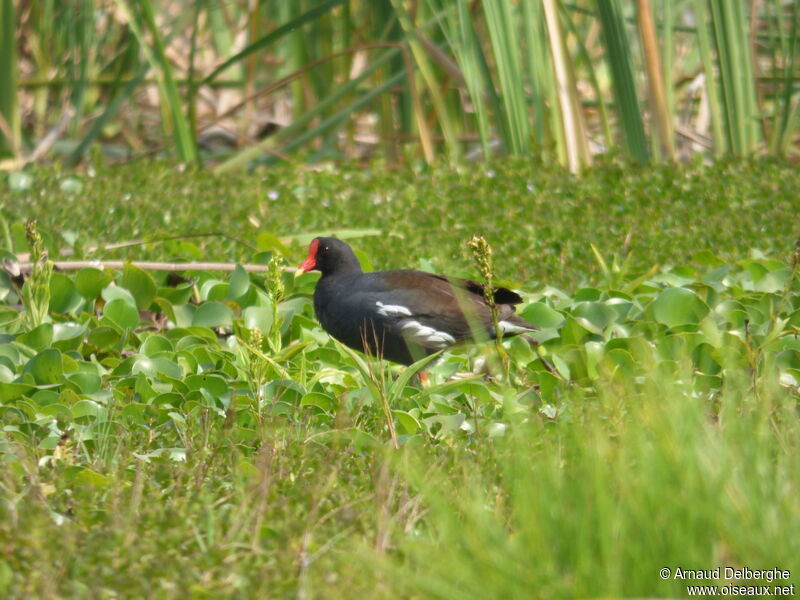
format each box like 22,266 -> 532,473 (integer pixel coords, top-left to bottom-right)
8,260 -> 298,274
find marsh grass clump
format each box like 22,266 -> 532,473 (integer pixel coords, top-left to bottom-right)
20,219 -> 52,328
468,234 -> 510,377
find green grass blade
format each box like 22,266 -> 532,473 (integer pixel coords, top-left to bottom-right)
708,0 -> 760,155
595,0 -> 649,163
544,0 -> 589,171
66,63 -> 150,167
636,0 -> 674,159
214,48 -> 403,172
388,351 -> 443,402
116,0 -> 198,163
773,0 -> 799,155
390,0 -> 462,160
482,0 -> 530,155
0,0 -> 20,158
202,0 -> 347,86
691,0 -> 726,156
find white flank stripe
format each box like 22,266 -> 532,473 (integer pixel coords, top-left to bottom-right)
499,320 -> 534,334
375,301 -> 413,317
400,320 -> 456,349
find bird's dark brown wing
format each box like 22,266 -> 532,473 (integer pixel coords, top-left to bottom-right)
353,270 -> 536,351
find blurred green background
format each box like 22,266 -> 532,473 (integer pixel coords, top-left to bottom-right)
2,0 -> 798,171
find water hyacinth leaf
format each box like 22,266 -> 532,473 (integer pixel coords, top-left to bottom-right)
202,282 -> 228,302
71,399 -> 104,421
16,323 -> 53,351
0,383 -> 34,402
103,298 -> 140,330
67,372 -> 102,394
605,347 -> 637,378
152,392 -> 184,408
572,301 -> 618,332
171,304 -> 196,328
753,267 -> 792,293
140,334 -> 173,357
24,349 -> 63,385
87,326 -> 121,350
393,410 -> 421,435
52,323 -> 85,343
185,374 -> 229,397
520,302 -> 564,328
119,263 -> 157,310
192,302 -> 233,328
227,265 -> 251,300
0,271 -> 12,302
132,356 -> 183,379
0,363 -> 14,382
134,372 -> 156,403
102,285 -> 137,308
7,172 -> 32,192
70,467 -> 112,490
651,288 -> 710,328
243,305 -> 274,333
300,392 -> 335,413
32,389 -> 60,407
560,316 -> 591,345
75,268 -> 112,300
48,273 -> 81,314
157,283 -> 194,305
423,413 -> 466,438
507,335 -> 536,365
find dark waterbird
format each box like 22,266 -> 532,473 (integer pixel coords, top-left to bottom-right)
298,237 -> 538,365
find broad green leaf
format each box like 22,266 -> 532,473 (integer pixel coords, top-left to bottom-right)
101,284 -> 137,307
392,410 -> 421,434
67,372 -> 102,394
157,283 -> 194,305
300,392 -> 335,413
87,326 -> 121,349
24,349 -> 63,385
243,305 -> 274,333
16,323 -> 53,351
103,298 -> 139,330
49,273 -> 81,314
227,265 -> 251,300
651,287 -> 710,328
140,335 -> 173,357
572,302 -> 618,332
0,383 -> 34,402
72,399 -> 103,421
185,374 -> 229,396
132,356 -> 183,379
52,323 -> 85,343
119,263 -> 157,310
192,302 -> 233,328
520,302 -> 564,328
75,268 -> 112,300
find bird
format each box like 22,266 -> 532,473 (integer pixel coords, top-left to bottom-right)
297,237 -> 538,366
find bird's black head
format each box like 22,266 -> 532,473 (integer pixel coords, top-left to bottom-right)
298,236 -> 363,276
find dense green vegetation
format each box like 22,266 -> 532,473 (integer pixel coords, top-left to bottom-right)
0,161 -> 798,597
5,158 -> 800,288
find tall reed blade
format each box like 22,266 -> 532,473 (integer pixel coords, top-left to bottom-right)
116,0 -> 198,164
543,0 -> 590,172
482,0 -> 531,155
636,0 -> 675,160
708,0 -> 760,155
0,0 -> 20,158
595,0 -> 649,163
